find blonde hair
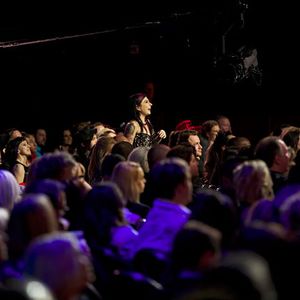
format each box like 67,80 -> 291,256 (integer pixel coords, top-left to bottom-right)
233,160 -> 274,206
0,169 -> 21,211
111,161 -> 145,203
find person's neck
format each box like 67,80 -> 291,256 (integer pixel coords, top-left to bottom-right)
17,155 -> 29,166
140,116 -> 147,125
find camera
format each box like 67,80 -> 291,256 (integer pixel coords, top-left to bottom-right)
215,46 -> 262,86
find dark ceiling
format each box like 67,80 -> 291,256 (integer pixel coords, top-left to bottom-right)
0,1 -> 299,134
0,2 -> 253,40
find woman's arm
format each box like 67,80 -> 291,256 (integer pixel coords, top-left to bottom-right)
124,120 -> 139,145
151,129 -> 167,144
12,163 -> 25,184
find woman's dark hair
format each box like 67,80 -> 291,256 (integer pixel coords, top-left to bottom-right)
2,136 -> 26,170
128,93 -> 153,133
83,182 -> 126,248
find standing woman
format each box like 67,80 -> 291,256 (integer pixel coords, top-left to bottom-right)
124,93 -> 166,148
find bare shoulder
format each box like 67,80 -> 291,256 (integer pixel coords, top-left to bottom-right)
13,163 -> 25,183
128,120 -> 139,128
13,163 -> 24,171
125,120 -> 140,134
124,120 -> 140,144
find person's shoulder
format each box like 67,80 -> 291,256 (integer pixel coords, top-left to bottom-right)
14,162 -> 26,170
126,120 -> 140,132
127,120 -> 139,127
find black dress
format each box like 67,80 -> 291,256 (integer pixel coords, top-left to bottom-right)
133,123 -> 160,148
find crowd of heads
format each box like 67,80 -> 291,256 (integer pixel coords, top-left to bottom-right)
1,113 -> 300,299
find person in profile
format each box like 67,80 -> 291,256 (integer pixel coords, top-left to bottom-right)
2,137 -> 31,185
124,93 -> 166,148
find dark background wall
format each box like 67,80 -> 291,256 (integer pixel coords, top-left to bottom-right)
1,2 -> 299,145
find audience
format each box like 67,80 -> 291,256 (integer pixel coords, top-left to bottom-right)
0,116 -> 300,299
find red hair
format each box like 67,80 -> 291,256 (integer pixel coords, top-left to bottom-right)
175,120 -> 202,132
